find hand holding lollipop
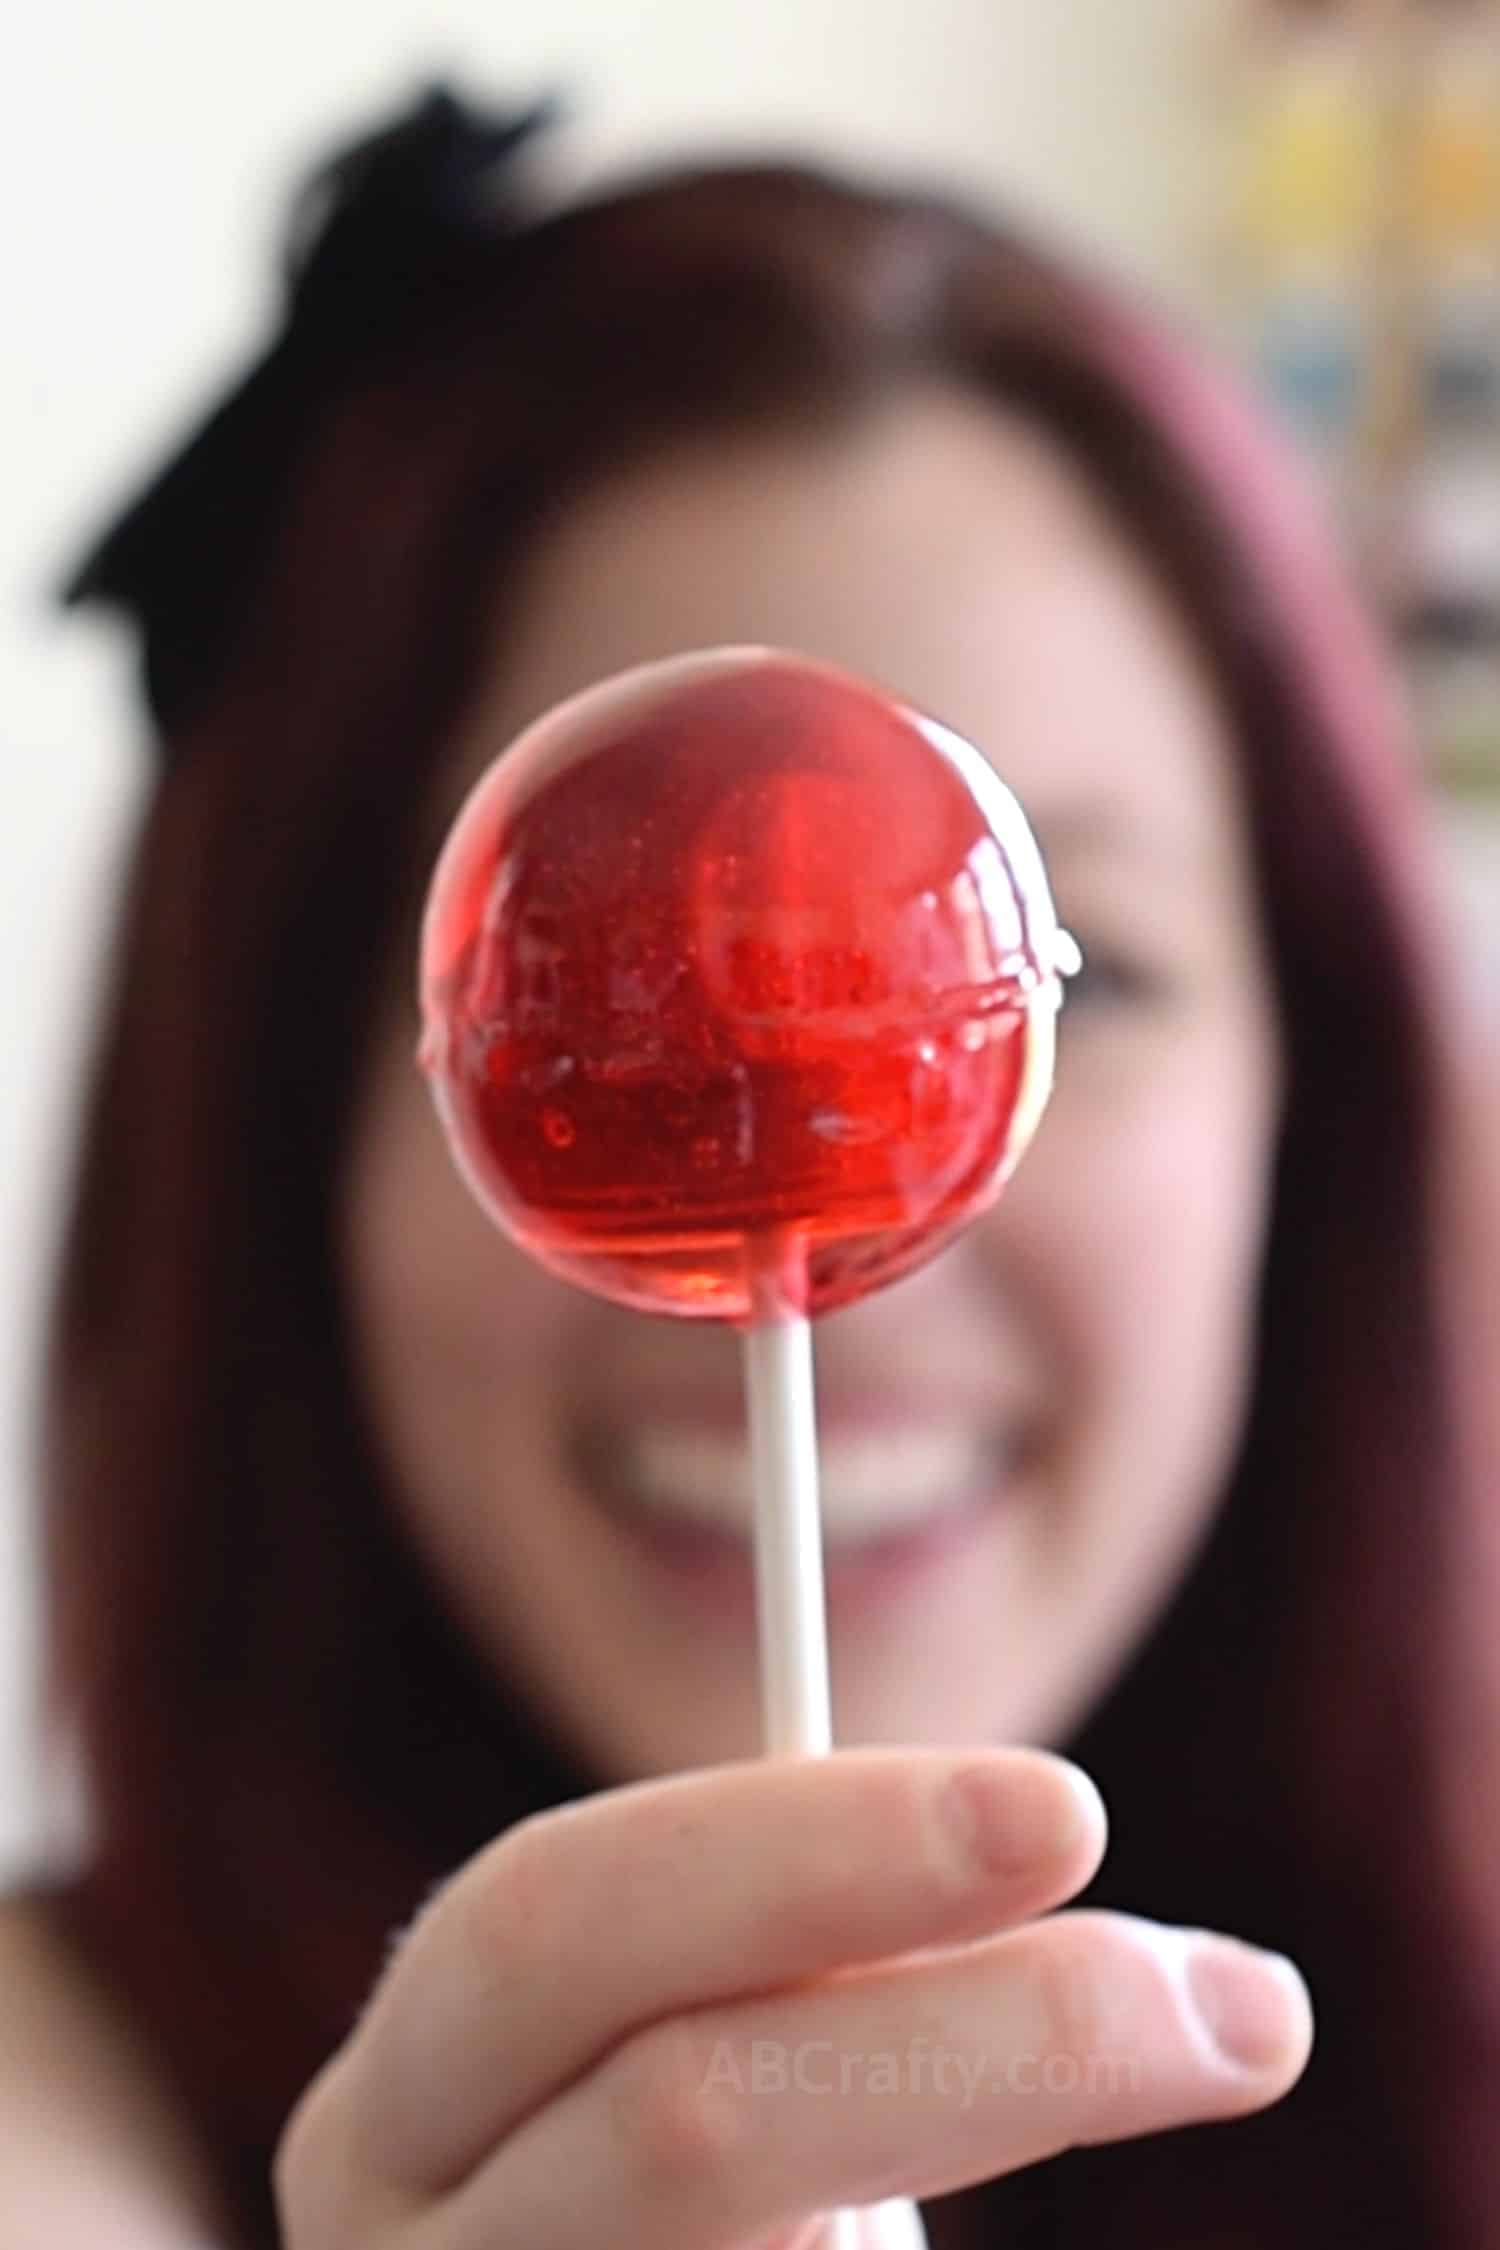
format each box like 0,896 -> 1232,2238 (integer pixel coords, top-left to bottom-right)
416,646 -> 1073,2248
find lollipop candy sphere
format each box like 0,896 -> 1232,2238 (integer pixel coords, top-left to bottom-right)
419,648 -> 1070,1321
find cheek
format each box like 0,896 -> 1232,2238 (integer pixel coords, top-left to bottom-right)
339,1042 -> 574,1500
995,1025 -> 1277,1470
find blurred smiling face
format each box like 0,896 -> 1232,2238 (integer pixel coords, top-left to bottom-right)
339,387 -> 1282,1780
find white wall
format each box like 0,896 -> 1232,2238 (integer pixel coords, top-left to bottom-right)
1,0 -> 1226,1876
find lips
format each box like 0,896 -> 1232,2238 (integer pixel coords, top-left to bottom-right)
570,1412 -> 1014,1552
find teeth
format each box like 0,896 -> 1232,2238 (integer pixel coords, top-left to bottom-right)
619,1425 -> 992,1544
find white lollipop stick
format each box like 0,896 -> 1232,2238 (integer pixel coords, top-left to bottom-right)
744,1310 -> 831,1757
743,1265 -> 930,2250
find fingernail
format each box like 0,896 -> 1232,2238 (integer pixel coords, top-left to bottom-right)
1185,1938 -> 1311,2072
945,1755 -> 1104,1878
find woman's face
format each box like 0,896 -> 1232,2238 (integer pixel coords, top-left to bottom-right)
340,389 -> 1282,1782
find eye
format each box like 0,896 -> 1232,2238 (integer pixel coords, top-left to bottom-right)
1060,940 -> 1169,1016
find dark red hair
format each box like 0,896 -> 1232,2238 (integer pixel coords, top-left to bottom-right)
40,118 -> 1500,2248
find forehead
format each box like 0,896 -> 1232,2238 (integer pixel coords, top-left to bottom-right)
446,387 -> 1247,879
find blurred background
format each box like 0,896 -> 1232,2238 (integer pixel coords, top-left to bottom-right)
5,0 -> 1499,1878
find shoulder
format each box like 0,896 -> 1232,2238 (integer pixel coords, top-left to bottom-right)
0,1889 -> 238,2246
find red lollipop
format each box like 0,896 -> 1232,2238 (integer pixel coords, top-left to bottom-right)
419,647 -> 1068,1324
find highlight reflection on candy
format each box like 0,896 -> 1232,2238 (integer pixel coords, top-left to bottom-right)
419,647 -> 1072,1321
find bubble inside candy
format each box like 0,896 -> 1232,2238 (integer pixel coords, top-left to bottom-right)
418,648 -> 1071,1321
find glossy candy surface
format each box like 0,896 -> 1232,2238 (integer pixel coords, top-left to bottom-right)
419,648 -> 1068,1321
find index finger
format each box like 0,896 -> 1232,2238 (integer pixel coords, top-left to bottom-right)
346,1746 -> 1104,2197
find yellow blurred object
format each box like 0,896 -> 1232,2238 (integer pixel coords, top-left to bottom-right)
1409,25 -> 1500,257
1241,30 -> 1380,266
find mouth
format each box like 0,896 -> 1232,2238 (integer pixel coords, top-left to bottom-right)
569,1406 -> 1025,1599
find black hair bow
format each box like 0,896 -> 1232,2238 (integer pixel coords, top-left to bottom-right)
61,82 -> 559,739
